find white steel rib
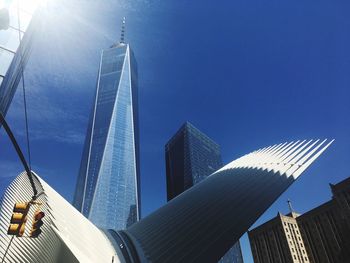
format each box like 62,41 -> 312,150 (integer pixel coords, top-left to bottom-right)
216,139 -> 334,179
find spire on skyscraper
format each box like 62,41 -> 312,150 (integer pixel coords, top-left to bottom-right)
110,17 -> 126,48
120,17 -> 126,44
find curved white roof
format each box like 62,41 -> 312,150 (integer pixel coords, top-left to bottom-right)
0,139 -> 333,263
0,171 -> 118,263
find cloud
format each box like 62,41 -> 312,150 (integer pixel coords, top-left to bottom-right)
14,128 -> 85,145
6,84 -> 88,145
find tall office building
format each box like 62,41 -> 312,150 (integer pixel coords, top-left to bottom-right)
165,122 -> 244,263
165,122 -> 222,200
0,0 -> 41,115
73,21 -> 140,231
248,176 -> 350,263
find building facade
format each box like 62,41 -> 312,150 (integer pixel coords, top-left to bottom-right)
330,177 -> 350,261
298,177 -> 350,263
73,38 -> 140,231
249,212 -> 310,263
165,122 -> 222,200
165,121 -> 244,263
0,0 -> 41,115
249,176 -> 350,263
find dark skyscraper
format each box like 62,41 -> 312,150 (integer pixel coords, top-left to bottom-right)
73,20 -> 140,231
165,121 -> 244,263
165,121 -> 222,201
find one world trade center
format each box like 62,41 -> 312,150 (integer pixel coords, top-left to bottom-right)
73,18 -> 140,231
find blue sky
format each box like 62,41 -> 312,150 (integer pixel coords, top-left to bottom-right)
1,0 -> 350,262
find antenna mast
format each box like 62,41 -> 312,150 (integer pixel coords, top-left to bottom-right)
120,17 -> 126,43
287,199 -> 294,213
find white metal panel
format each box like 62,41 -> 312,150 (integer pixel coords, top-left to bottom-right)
0,172 -> 118,263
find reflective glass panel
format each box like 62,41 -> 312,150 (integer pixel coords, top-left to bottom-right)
7,1 -> 19,29
18,9 -> 31,31
0,47 -> 14,75
81,46 -> 127,216
0,26 -> 19,51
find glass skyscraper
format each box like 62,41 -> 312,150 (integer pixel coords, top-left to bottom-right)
165,121 -> 244,263
73,37 -> 140,231
0,0 -> 41,115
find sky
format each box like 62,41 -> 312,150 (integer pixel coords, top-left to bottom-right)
1,0 -> 350,262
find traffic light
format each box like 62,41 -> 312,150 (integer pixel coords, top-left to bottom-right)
30,210 -> 45,238
7,203 -> 30,236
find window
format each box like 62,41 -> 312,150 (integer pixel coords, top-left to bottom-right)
0,27 -> 20,52
0,48 -> 14,76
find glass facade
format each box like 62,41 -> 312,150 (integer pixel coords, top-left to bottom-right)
165,122 -> 222,201
0,0 -> 41,115
165,121 -> 244,263
73,42 -> 140,231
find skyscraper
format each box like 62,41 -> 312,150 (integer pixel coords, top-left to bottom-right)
73,21 -> 140,231
0,0 -> 41,115
165,121 -> 244,263
165,122 -> 222,200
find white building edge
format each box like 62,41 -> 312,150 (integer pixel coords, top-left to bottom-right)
0,139 -> 333,263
